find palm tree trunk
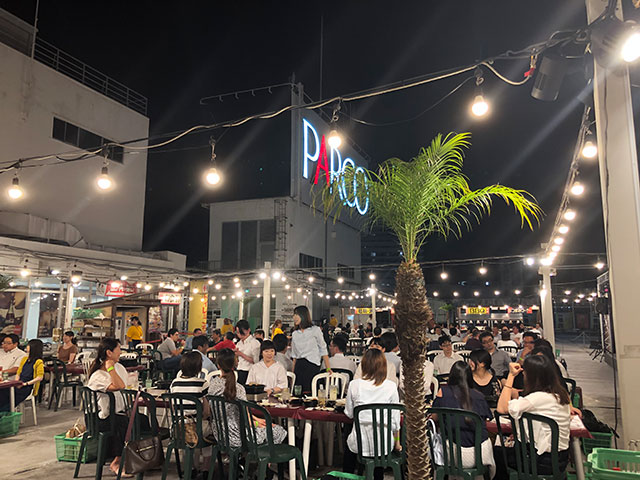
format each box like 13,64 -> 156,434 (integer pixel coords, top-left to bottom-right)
395,260 -> 434,480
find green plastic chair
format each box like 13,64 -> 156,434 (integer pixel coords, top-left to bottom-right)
352,403 -> 406,480
73,387 -> 116,480
427,407 -> 489,480
237,399 -> 307,480
493,411 -> 566,480
207,395 -> 243,480
161,393 -> 217,480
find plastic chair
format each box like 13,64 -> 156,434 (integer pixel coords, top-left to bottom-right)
311,372 -> 349,398
207,395 -> 243,480
346,355 -> 361,365
498,345 -> 519,356
136,343 -> 155,351
427,407 -> 489,480
426,350 -> 440,362
493,410 -> 565,480
563,377 -> 577,402
429,377 -> 439,401
332,368 -> 354,383
18,393 -> 37,425
452,342 -> 466,351
435,373 -> 450,386
205,370 -> 237,384
48,358 -> 82,411
457,350 -> 472,361
76,351 -> 93,362
74,387 -> 115,480
352,403 -> 406,480
286,371 -> 296,391
161,393 -> 217,480
237,399 -> 307,480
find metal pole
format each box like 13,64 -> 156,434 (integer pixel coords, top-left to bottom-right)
262,261 -> 271,333
30,0 -> 40,59
538,266 -> 556,349
586,0 -> 640,447
64,284 -> 74,329
371,283 -> 376,328
56,281 -> 64,330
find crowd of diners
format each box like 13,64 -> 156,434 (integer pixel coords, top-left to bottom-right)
0,312 -> 577,478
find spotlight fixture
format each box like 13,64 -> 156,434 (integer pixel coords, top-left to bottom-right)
591,15 -> 640,66
531,48 -> 567,102
471,68 -> 489,117
8,175 -> 24,200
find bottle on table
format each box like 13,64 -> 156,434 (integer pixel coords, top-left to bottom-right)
318,386 -> 326,407
329,384 -> 338,401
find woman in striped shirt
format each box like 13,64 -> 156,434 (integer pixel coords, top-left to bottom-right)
169,351 -> 210,418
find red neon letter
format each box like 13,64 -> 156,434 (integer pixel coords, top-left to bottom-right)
314,135 -> 331,185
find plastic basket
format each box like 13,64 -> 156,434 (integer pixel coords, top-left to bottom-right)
588,448 -> 640,479
54,433 -> 98,463
319,472 -> 366,480
583,432 -> 614,456
0,411 -> 22,437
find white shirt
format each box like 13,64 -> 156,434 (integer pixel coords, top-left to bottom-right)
0,347 -> 27,370
247,360 -> 287,390
236,335 -> 260,372
86,363 -> 128,419
291,326 -> 328,367
399,360 -> 434,393
508,391 -> 571,454
345,379 -> 401,457
433,352 -> 463,375
327,353 -> 357,375
276,352 -> 293,372
354,361 -> 397,384
384,352 -> 402,378
511,333 -> 523,345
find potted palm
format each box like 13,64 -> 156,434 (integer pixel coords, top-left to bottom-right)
317,132 -> 541,480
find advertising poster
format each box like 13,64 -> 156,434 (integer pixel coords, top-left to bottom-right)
0,291 -> 26,335
38,294 -> 58,337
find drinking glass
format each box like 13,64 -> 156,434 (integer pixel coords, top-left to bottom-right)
281,387 -> 290,402
293,385 -> 302,397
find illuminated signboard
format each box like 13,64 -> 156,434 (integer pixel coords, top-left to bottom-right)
465,307 -> 490,315
302,118 -> 369,215
159,292 -> 182,305
355,307 -> 372,315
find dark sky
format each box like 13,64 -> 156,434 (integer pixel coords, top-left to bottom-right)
4,1 -> 638,291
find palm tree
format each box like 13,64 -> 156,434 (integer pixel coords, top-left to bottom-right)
316,132 -> 541,480
439,303 -> 455,329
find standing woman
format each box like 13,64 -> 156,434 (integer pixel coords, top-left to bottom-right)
290,305 -> 330,394
0,339 -> 44,411
220,318 -> 234,336
57,331 -> 78,364
86,338 -> 132,476
125,317 -> 143,349
271,319 -> 284,339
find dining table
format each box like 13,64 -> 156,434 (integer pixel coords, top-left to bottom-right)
0,379 -> 24,412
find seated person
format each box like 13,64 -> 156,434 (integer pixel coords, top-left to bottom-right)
479,331 -> 511,379
448,327 -> 461,342
0,339 -> 44,411
464,328 -> 483,351
516,332 -> 538,364
344,349 -> 401,480
209,349 -> 287,447
354,338 -> 397,384
185,328 -> 203,350
0,334 -> 27,376
497,331 -> 518,349
208,331 -> 236,352
191,335 -> 216,373
433,335 -> 463,375
468,349 -> 502,407
58,331 -> 78,364
432,361 -> 495,476
273,333 -> 293,372
325,334 -> 357,376
170,351 -> 211,440
497,357 -> 572,475
247,340 -> 288,395
157,328 -> 183,370
210,329 -> 222,347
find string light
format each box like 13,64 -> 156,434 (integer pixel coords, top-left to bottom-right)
215,283 -> 221,290
120,275 -> 128,281
582,134 -> 598,159
337,277 -> 344,284
470,68 -> 489,117
570,182 -> 584,196
453,291 -> 460,297
308,276 -> 315,283
514,289 -> 521,295
96,163 -> 113,190
71,271 -> 83,283
563,210 -> 576,221
553,237 -> 564,245
440,265 -> 448,280
204,138 -> 222,186
208,279 -> 214,285
8,175 -> 24,200
144,283 -> 152,291
432,291 -> 439,297
494,290 -> 500,296
551,245 -> 561,252
368,273 -> 376,281
564,290 -> 572,295
558,225 -> 569,234
272,271 -> 282,280
595,261 -> 605,270
473,291 -> 480,297
327,102 -> 342,149
478,262 -> 487,275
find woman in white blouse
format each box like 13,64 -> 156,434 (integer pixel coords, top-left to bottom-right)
291,305 -> 330,394
247,340 -> 288,395
497,355 -> 572,475
344,349 -> 401,480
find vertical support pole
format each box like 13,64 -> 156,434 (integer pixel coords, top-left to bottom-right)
371,283 -> 376,328
262,261 -> 271,333
586,0 -> 640,447
64,284 -> 74,329
56,281 -> 64,330
538,266 -> 555,349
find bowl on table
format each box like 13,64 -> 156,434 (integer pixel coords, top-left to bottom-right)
245,384 -> 266,395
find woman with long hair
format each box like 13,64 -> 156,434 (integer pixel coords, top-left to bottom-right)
57,331 -> 78,363
290,305 -> 330,394
125,317 -> 143,349
432,361 -> 496,477
497,355 -> 572,475
208,349 -> 286,448
86,337 -> 139,476
271,319 -> 284,339
0,339 -> 44,411
344,349 -> 401,480
468,349 -> 502,407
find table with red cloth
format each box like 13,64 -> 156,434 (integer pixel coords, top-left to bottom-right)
0,379 -> 24,412
263,404 -> 351,478
485,415 -> 592,480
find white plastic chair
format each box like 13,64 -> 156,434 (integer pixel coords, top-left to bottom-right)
75,351 -> 93,362
119,352 -> 138,361
430,376 -> 439,401
452,342 -> 466,351
286,371 -> 296,391
311,372 -> 349,399
346,355 -> 361,365
19,393 -> 37,425
205,369 -> 237,384
135,343 -> 154,351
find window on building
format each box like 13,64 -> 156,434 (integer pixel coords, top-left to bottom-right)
299,253 -> 323,269
52,117 -> 124,163
220,219 -> 275,270
338,263 -> 355,279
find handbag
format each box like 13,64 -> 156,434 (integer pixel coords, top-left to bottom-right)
122,391 -> 165,474
427,418 -> 444,465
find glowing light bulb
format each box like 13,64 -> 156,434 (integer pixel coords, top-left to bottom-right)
551,245 -> 561,252
595,262 -> 605,270
204,167 -> 221,186
553,237 -> 564,245
525,257 -> 535,266
570,182 -> 585,196
478,266 -> 487,275
192,288 -> 199,294
368,273 -> 376,281
8,177 -> 23,200
622,31 -> 640,62
562,298 -> 569,303
272,271 -> 282,280
564,210 -> 576,221
440,271 -> 448,280
471,95 -> 489,117
514,289 -> 522,295
144,284 -> 152,291
453,291 -> 460,297
582,140 -> 598,159
327,129 -> 342,149
252,279 -> 258,285
20,268 -> 30,278
96,166 -> 113,190
494,290 -> 500,296
215,283 -> 221,290
337,277 -> 344,284
473,291 -> 480,297
558,225 -> 569,234
208,279 -> 214,285
308,276 -> 315,283
259,272 -> 267,279
432,291 -> 439,297
111,280 -> 121,289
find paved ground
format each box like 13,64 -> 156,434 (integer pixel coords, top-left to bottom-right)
1,335 -> 620,480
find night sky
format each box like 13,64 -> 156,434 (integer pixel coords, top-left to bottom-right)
4,1 -> 640,292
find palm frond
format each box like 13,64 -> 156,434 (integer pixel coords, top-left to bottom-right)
314,132 -> 543,263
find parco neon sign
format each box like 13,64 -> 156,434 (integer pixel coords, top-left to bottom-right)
302,118 -> 369,215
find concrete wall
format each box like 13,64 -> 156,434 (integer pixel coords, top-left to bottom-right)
0,41 -> 148,250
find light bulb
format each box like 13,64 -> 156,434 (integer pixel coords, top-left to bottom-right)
189,296 -> 194,301
514,289 -> 522,295
551,245 -> 561,252
453,291 -> 460,297
440,271 -> 448,280
20,268 -> 30,278
111,280 -> 121,289
540,257 -> 553,266
233,277 -> 239,283
120,275 -> 128,281
208,279 -> 214,285
259,272 -> 267,279
204,167 -> 221,186
297,287 -> 302,293
473,291 -> 480,297
471,95 -> 489,117
136,282 -> 143,288
549,251 -> 558,258
51,269 -> 60,275
368,273 -> 376,281
570,182 -> 585,196
192,287 -> 199,294
308,276 -> 315,283
494,290 -> 500,296
564,210 -> 576,221
565,290 -> 572,295
252,279 -> 258,285
563,298 -> 569,303
337,277 -> 344,284
578,293 -> 585,299
144,284 -> 152,291
478,266 -> 487,275
327,129 -> 342,149
183,281 -> 189,287
173,285 -> 180,292
96,166 -> 113,190
553,237 -> 564,245
285,284 -> 290,290
622,31 -> 640,62
582,140 -> 598,159
221,295 -> 227,300
595,261 -> 605,270
272,271 -> 281,280
71,271 -> 83,283
525,257 -> 535,266
8,177 -> 24,200
432,291 -> 439,297
215,283 -> 221,290
558,225 -> 569,234
159,282 -> 165,287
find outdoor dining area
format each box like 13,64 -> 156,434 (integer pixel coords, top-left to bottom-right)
0,314 -> 627,480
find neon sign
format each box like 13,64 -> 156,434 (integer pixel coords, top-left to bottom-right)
302,118 -> 369,215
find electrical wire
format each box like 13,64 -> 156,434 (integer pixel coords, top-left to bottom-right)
481,62 -> 531,86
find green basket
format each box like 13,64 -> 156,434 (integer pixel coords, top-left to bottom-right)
0,411 -> 22,437
54,433 -> 98,463
584,432 -> 614,456
319,472 -> 366,480
588,448 -> 640,479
